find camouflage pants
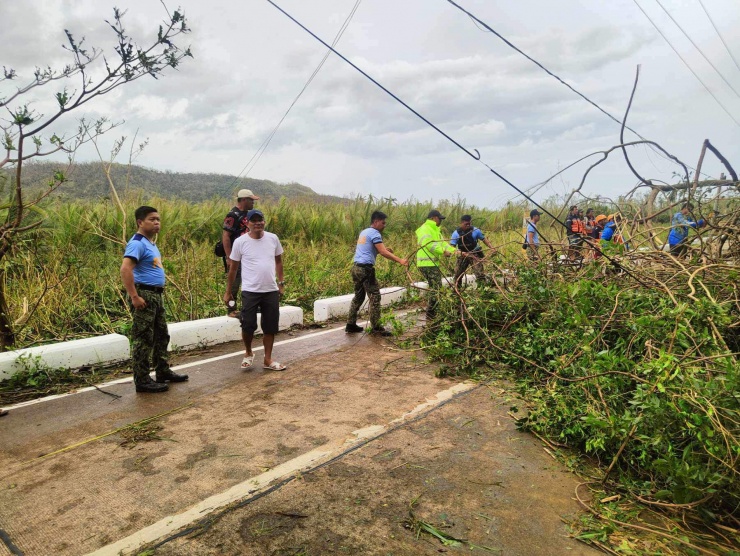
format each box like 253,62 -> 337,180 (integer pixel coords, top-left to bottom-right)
420,266 -> 442,318
453,253 -> 486,286
130,289 -> 171,383
348,264 -> 381,328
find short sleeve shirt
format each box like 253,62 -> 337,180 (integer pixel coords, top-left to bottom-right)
353,227 -> 383,265
450,227 -> 485,250
526,223 -> 539,246
230,232 -> 284,293
223,207 -> 249,244
123,234 -> 166,286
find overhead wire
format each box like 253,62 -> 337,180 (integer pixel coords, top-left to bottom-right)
631,0 -> 740,127
442,0 -> 718,199
263,0 -> 655,288
219,0 -> 362,196
696,0 -> 740,75
653,0 -> 740,100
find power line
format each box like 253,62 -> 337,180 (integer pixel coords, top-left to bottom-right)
697,0 -> 740,75
443,0 -> 717,185
443,0 -> 644,139
223,0 -> 362,193
653,0 -> 740,100
632,0 -> 740,127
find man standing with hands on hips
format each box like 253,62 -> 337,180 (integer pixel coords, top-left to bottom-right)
225,209 -> 287,371
121,206 -> 188,393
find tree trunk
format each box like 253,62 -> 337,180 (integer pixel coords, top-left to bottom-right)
0,271 -> 15,351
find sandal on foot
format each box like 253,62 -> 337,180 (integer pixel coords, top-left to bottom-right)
241,355 -> 254,369
263,361 -> 287,371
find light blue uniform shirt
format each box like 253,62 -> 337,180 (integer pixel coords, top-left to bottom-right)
353,227 -> 383,265
450,227 -> 485,249
123,233 -> 166,286
526,222 -> 539,246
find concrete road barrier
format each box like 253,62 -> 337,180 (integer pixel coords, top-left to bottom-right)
0,334 -> 130,382
168,306 -> 303,350
0,306 -> 304,380
314,286 -> 407,322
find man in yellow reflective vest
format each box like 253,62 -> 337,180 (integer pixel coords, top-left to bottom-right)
415,209 -> 455,319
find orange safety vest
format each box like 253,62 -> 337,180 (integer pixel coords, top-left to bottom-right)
571,219 -> 586,235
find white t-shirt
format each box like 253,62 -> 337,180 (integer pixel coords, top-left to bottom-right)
230,232 -> 284,293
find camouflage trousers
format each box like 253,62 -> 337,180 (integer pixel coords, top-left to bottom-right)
347,264 -> 381,328
419,266 -> 442,318
453,253 -> 486,287
130,289 -> 171,383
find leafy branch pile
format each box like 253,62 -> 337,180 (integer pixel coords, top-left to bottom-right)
421,258 -> 739,540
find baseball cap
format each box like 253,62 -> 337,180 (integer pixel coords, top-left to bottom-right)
237,188 -> 260,200
530,209 -> 542,217
246,209 -> 264,221
427,209 -> 446,220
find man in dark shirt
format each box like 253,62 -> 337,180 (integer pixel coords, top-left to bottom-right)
222,189 -> 259,316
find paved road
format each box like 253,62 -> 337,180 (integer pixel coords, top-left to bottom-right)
0,319 -> 596,555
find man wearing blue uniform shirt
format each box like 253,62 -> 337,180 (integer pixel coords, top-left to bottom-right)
346,210 -> 408,336
668,203 -> 705,258
121,206 -> 188,393
525,209 -> 542,261
450,214 -> 494,285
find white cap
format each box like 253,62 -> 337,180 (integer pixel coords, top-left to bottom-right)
237,188 -> 260,200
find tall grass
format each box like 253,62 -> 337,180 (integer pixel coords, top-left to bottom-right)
4,194 -> 532,347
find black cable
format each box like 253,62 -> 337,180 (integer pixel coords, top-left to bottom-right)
0,529 -> 23,556
264,0 -> 654,288
631,0 -> 740,127
653,0 -> 740,100
697,0 -> 740,74
444,0 -> 720,180
445,0 -> 643,138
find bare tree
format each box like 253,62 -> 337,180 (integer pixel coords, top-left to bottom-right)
0,5 -> 193,349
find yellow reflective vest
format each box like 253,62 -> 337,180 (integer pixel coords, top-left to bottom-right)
415,219 -> 455,267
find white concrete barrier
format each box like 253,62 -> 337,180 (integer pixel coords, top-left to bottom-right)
314,286 -> 407,322
0,334 -> 130,382
168,306 -> 304,350
0,306 -> 304,380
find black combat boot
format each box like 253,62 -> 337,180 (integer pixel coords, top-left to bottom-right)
135,377 -> 169,393
345,323 -> 364,333
155,370 -> 189,383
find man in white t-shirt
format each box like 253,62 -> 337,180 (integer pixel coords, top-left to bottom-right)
224,209 -> 286,371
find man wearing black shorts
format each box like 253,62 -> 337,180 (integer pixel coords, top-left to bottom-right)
224,209 -> 286,371
222,188 -> 259,316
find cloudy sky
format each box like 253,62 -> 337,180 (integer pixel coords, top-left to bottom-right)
2,0 -> 739,207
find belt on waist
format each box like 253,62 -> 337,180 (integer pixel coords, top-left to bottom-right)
354,263 -> 374,268
136,284 -> 165,293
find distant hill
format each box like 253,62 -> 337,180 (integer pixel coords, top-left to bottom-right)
2,161 -> 344,203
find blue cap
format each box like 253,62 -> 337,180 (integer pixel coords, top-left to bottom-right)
247,209 -> 264,221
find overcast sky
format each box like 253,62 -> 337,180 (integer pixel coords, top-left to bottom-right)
2,0 -> 739,207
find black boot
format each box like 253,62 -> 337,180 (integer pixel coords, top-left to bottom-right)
155,370 -> 189,383
370,326 -> 392,337
345,323 -> 364,333
135,377 -> 169,393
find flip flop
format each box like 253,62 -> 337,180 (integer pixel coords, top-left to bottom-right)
241,355 -> 254,369
263,361 -> 287,371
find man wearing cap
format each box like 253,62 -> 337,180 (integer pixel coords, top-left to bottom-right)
346,210 -> 408,337
668,203 -> 705,258
525,209 -> 542,261
415,210 -> 455,319
225,209 -> 287,372
121,206 -> 188,393
222,188 -> 260,316
450,215 -> 494,286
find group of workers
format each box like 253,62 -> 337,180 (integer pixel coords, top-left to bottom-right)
525,202 -> 705,261
119,189 -> 708,396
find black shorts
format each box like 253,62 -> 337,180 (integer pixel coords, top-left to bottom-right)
241,291 -> 280,334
